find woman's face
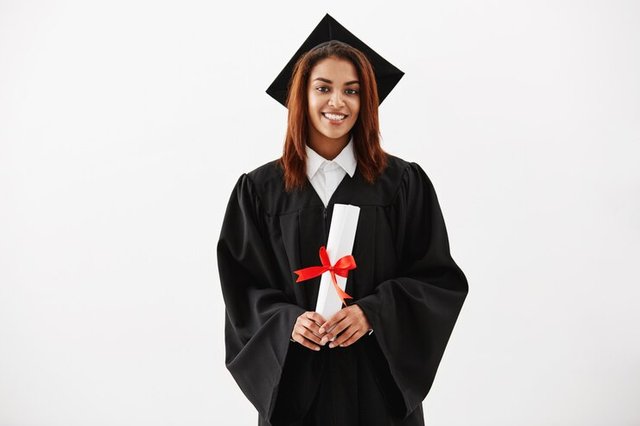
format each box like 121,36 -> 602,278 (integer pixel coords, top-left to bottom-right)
307,56 -> 361,145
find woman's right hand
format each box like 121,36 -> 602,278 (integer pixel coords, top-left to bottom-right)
291,311 -> 327,351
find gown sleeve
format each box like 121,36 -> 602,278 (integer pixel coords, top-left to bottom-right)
353,162 -> 469,420
216,173 -> 306,422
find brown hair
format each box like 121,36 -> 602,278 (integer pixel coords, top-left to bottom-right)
277,40 -> 388,192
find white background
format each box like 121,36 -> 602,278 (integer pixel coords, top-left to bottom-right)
1,1 -> 639,425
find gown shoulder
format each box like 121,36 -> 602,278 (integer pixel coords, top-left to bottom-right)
244,154 -> 416,185
239,153 -> 430,215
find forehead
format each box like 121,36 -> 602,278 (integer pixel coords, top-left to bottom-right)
309,57 -> 358,80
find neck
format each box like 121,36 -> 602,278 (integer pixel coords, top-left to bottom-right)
308,130 -> 350,160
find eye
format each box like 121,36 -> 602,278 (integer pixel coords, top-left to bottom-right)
316,86 -> 330,93
345,89 -> 359,95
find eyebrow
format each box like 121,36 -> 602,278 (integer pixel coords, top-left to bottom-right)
313,77 -> 360,85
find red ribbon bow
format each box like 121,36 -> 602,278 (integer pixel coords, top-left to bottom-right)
293,246 -> 356,307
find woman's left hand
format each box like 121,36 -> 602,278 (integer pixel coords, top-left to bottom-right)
318,304 -> 372,348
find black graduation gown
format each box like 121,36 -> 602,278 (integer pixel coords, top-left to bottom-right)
217,154 -> 468,426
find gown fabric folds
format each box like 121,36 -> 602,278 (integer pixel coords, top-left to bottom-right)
216,154 -> 468,426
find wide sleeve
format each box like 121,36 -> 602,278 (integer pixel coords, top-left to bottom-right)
216,173 -> 306,422
354,162 -> 469,420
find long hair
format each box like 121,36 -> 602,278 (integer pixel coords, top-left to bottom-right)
277,40 -> 388,192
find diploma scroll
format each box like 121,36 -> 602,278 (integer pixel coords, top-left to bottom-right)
315,203 -> 360,319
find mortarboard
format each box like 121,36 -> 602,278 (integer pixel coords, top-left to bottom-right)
266,13 -> 404,108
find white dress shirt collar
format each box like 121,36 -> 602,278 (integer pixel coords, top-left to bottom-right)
305,135 -> 357,180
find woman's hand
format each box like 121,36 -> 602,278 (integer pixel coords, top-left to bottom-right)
291,311 -> 327,351
318,304 -> 372,348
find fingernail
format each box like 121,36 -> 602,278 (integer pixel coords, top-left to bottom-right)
329,343 -> 335,348
319,327 -> 325,333
315,346 -> 320,351
320,337 -> 327,345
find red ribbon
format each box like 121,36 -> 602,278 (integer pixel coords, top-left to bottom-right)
293,246 -> 356,307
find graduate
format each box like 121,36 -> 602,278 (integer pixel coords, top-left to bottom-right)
217,13 -> 469,426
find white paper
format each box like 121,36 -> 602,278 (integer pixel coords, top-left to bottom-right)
315,203 -> 361,320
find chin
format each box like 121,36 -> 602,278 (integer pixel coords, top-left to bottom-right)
321,126 -> 356,140
322,132 -> 350,140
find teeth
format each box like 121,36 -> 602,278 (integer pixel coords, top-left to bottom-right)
323,113 -> 346,121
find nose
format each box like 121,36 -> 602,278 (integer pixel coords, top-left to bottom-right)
328,90 -> 345,107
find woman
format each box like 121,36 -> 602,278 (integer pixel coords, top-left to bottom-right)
217,14 -> 468,426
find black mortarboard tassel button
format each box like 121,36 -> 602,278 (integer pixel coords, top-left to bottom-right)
265,13 -> 404,108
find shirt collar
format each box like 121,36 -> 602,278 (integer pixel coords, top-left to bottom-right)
305,136 -> 357,180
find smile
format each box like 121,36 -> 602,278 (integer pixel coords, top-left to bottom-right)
322,112 -> 347,121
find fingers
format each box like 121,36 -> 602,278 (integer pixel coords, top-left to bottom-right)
319,309 -> 347,334
305,311 -> 326,327
331,327 -> 364,348
302,311 -> 326,340
300,318 -> 324,343
319,306 -> 369,348
293,328 -> 322,351
292,309 -> 367,351
320,306 -> 359,342
292,311 -> 327,352
320,317 -> 348,345
302,318 -> 324,338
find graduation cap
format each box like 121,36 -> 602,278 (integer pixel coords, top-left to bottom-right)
266,13 -> 404,108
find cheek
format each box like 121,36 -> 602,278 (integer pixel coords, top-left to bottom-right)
309,96 -> 320,113
350,101 -> 361,120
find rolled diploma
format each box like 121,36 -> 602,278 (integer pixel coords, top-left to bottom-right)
315,203 -> 361,320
